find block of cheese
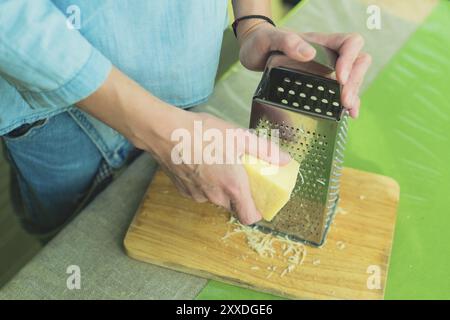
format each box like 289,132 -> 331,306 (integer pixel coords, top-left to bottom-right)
242,154 -> 300,222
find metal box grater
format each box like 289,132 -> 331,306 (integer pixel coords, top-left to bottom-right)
249,46 -> 349,247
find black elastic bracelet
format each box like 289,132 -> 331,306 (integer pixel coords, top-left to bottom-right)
232,15 -> 276,38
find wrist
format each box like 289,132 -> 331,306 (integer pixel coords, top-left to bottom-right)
236,20 -> 275,46
127,94 -> 189,155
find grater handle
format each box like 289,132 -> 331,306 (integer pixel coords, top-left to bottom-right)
309,42 -> 338,73
267,42 -> 338,76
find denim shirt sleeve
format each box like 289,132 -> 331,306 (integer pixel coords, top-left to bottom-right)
0,0 -> 112,109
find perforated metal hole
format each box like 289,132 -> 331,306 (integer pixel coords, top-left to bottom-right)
253,114 -> 344,244
253,67 -> 345,244
266,68 -> 342,120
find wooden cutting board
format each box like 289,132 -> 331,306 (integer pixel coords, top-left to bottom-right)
124,168 -> 399,300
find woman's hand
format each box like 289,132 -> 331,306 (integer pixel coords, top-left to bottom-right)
78,67 -> 290,225
140,110 -> 291,225
237,23 -> 372,118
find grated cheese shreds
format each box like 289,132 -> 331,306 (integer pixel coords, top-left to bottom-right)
283,243 -> 294,257
336,241 -> 346,250
316,178 -> 326,185
298,170 -> 305,185
226,216 -> 277,258
224,215 -> 307,278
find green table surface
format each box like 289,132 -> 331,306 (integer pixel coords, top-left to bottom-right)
197,0 -> 450,300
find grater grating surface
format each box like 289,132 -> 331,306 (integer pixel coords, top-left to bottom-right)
249,51 -> 349,247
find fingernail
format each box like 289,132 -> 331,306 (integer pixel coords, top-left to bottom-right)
245,211 -> 262,225
348,107 -> 357,118
252,212 -> 263,224
298,45 -> 315,59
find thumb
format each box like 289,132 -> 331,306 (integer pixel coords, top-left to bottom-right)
229,169 -> 262,225
271,31 -> 316,62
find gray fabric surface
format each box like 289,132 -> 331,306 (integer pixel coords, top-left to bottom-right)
0,154 -> 207,299
0,0 -> 426,299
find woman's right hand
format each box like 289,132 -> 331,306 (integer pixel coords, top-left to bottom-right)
134,110 -> 291,225
78,67 -> 290,225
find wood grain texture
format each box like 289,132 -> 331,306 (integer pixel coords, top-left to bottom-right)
124,167 -> 399,300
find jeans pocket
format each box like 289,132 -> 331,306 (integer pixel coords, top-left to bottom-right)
3,119 -> 49,142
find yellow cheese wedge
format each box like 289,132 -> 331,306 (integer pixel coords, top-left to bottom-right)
242,154 -> 300,222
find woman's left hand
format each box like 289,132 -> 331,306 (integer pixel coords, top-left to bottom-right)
238,23 -> 372,118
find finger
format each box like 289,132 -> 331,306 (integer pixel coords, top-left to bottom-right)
341,53 -> 372,111
185,183 -> 208,203
334,34 -> 365,85
302,32 -> 365,84
170,175 -> 192,198
205,190 -> 231,211
167,170 -> 207,202
270,31 -> 316,62
175,185 -> 190,198
225,169 -> 262,225
160,166 -> 191,198
348,96 -> 361,119
244,132 -> 291,166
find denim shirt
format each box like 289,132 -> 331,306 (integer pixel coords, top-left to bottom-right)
0,0 -> 228,167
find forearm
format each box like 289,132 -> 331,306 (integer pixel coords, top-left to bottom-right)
231,0 -> 273,44
77,66 -> 186,153
232,0 -> 271,17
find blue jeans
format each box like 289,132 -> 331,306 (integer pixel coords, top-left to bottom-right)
2,112 -> 134,235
